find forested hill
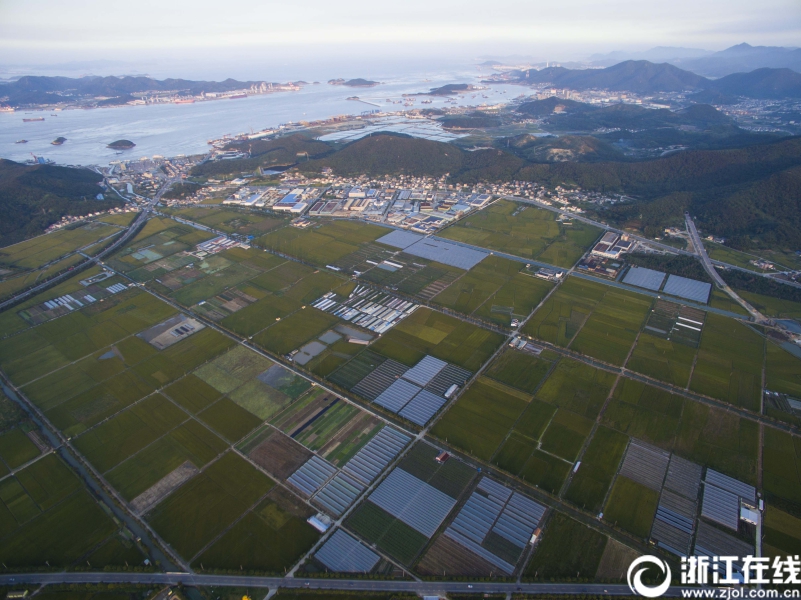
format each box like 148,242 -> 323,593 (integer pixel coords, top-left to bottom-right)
0,160 -> 114,247
511,61 -> 801,98
516,136 -> 801,247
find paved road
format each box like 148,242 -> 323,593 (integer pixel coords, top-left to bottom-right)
684,213 -> 766,323
0,572 -> 697,597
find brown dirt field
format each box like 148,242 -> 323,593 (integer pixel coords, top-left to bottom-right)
249,431 -> 312,479
595,538 -> 640,581
416,534 -> 498,577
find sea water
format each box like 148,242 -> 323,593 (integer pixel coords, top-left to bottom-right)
0,68 -> 527,166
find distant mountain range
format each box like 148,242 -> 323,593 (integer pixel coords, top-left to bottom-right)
589,43 -> 801,77
512,61 -> 801,98
0,75 -> 285,107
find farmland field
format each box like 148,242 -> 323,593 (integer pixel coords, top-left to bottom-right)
484,349 -> 555,394
438,200 -> 602,268
254,309 -> 340,356
0,454 -> 118,568
345,501 -> 429,565
0,428 -> 40,469
0,222 -> 121,271
431,378 -> 528,461
603,476 -> 659,538
370,307 -> 504,372
432,255 -> 554,325
569,287 -> 652,367
521,276 -> 606,346
525,512 -> 608,580
564,426 -> 628,512
762,428 -> 801,510
395,442 -> 475,498
765,342 -> 801,398
147,452 -> 274,560
535,358 -> 616,420
626,332 -> 697,387
763,507 -> 801,558
689,313 -> 763,411
198,397 -> 263,442
193,488 -> 318,572
258,220 -> 386,266
601,379 -> 685,449
105,419 -> 227,500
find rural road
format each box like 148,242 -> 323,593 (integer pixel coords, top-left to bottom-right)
0,571 -> 696,597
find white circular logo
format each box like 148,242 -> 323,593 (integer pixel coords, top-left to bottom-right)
627,555 -> 672,598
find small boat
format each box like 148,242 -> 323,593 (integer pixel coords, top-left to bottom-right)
51,137 -> 66,146
23,117 -> 45,122
50,114 -> 58,116
15,139 -> 27,144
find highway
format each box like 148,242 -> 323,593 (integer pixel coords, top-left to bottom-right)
684,212 -> 767,323
0,572 -> 694,597
0,175 -> 184,312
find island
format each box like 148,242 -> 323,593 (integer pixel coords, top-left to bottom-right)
107,139 -> 136,150
51,136 -> 66,145
328,78 -> 380,87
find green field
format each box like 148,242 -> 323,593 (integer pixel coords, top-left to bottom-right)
626,332 -> 697,387
370,307 -> 504,372
569,287 -> 652,367
147,452 -> 274,560
602,379 -> 758,484
603,476 -> 659,538
431,378 -> 528,461
164,375 -> 223,413
535,358 -> 616,420
484,349 -> 554,394
0,454 -> 118,568
259,220 -> 387,266
601,378 -> 685,448
0,428 -> 40,469
709,289 -> 750,315
525,512 -> 608,580
539,408 -> 594,462
762,428 -> 801,510
439,200 -> 602,268
763,507 -> 801,557
165,207 -> 286,236
522,277 -> 607,346
198,397 -> 264,442
432,255 -> 554,325
73,394 -> 187,473
689,313 -> 763,411
678,401 -> 760,485
0,222 -> 121,271
254,308 -> 340,356
193,489 -> 318,573
105,419 -> 228,500
564,426 -> 628,512
766,342 -> 801,398
738,290 -> 801,320
345,501 -> 429,565
395,443 -> 476,499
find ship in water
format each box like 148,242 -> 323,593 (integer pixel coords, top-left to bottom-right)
228,94 -> 247,99
174,98 -> 195,104
15,139 -> 27,144
23,117 -> 45,122
51,137 -> 67,145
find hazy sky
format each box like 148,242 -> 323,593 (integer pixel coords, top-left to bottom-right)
1,0 -> 799,76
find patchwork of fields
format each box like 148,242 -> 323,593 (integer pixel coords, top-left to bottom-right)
0,204 -> 799,582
